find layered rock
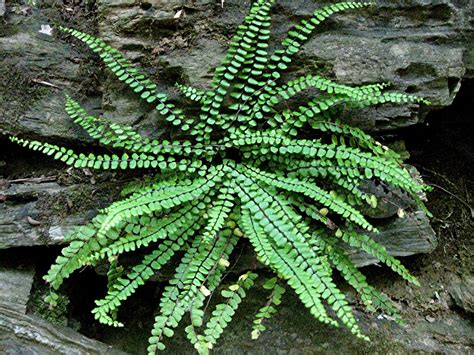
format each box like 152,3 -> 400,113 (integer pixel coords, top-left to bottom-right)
95,0 -> 472,130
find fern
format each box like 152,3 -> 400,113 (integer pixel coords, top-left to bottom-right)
251,277 -> 286,339
8,1 -> 432,352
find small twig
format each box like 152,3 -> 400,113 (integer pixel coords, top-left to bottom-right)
428,182 -> 474,219
413,165 -> 458,190
31,79 -> 60,89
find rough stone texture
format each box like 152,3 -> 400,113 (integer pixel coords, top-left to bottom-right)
1,1 -> 471,140
94,0 -> 473,131
0,9 -> 101,140
449,275 -> 474,313
0,181 -> 97,249
346,211 -> 436,267
0,0 -> 5,18
0,1 -> 471,353
0,180 -> 437,264
0,304 -> 125,354
0,268 -> 34,313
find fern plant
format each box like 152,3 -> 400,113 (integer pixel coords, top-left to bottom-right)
10,1 -> 431,353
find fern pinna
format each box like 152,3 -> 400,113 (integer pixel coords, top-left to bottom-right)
10,1 -> 431,353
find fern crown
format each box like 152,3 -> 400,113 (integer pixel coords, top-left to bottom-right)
10,1 -> 431,353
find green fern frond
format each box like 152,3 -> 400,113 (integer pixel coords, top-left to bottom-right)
251,277 -> 286,339
9,1 -> 435,352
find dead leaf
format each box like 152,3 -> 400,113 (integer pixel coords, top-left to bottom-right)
326,218 -> 337,230
200,285 -> 211,297
66,197 -> 73,209
174,9 -> 183,19
397,208 -> 405,218
27,216 -> 42,226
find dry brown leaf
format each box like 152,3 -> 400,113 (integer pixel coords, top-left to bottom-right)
27,216 -> 42,226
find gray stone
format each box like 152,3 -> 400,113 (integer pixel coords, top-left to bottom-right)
346,211 -> 437,267
0,181 -> 95,249
1,0 -> 472,140
0,12 -> 101,140
161,38 -> 225,87
90,0 -> 471,134
0,303 -> 125,354
0,0 -> 5,17
302,35 -> 465,130
0,268 -> 34,314
449,275 -> 474,313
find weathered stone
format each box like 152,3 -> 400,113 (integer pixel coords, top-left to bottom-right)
0,304 -> 125,354
0,0 -> 5,17
0,268 -> 34,313
0,11 -> 101,140
0,0 -> 471,141
303,35 -> 465,129
359,180 -> 415,219
161,38 -> 225,87
346,211 -> 437,267
0,177 -> 436,267
449,275 -> 474,313
0,181 -> 96,249
92,0 -> 473,131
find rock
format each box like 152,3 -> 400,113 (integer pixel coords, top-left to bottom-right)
0,10 -> 102,140
359,180 -> 415,219
0,173 -> 436,267
302,34 -> 465,130
449,275 -> 474,313
0,0 -> 5,17
0,303 -> 125,354
0,1 -> 472,142
0,181 -> 97,249
92,0 -> 473,131
160,38 -> 225,87
346,211 -> 437,267
0,268 -> 34,314
93,280 -> 473,354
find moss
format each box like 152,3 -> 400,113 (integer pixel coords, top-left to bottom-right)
28,282 -> 70,326
0,64 -> 49,128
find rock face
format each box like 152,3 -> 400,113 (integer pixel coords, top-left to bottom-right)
0,0 -> 471,354
0,267 -> 34,313
0,305 -> 125,354
0,181 -> 97,249
94,0 -> 472,130
449,275 -> 474,313
0,1 -> 472,139
0,253 -> 124,354
346,211 -> 436,267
